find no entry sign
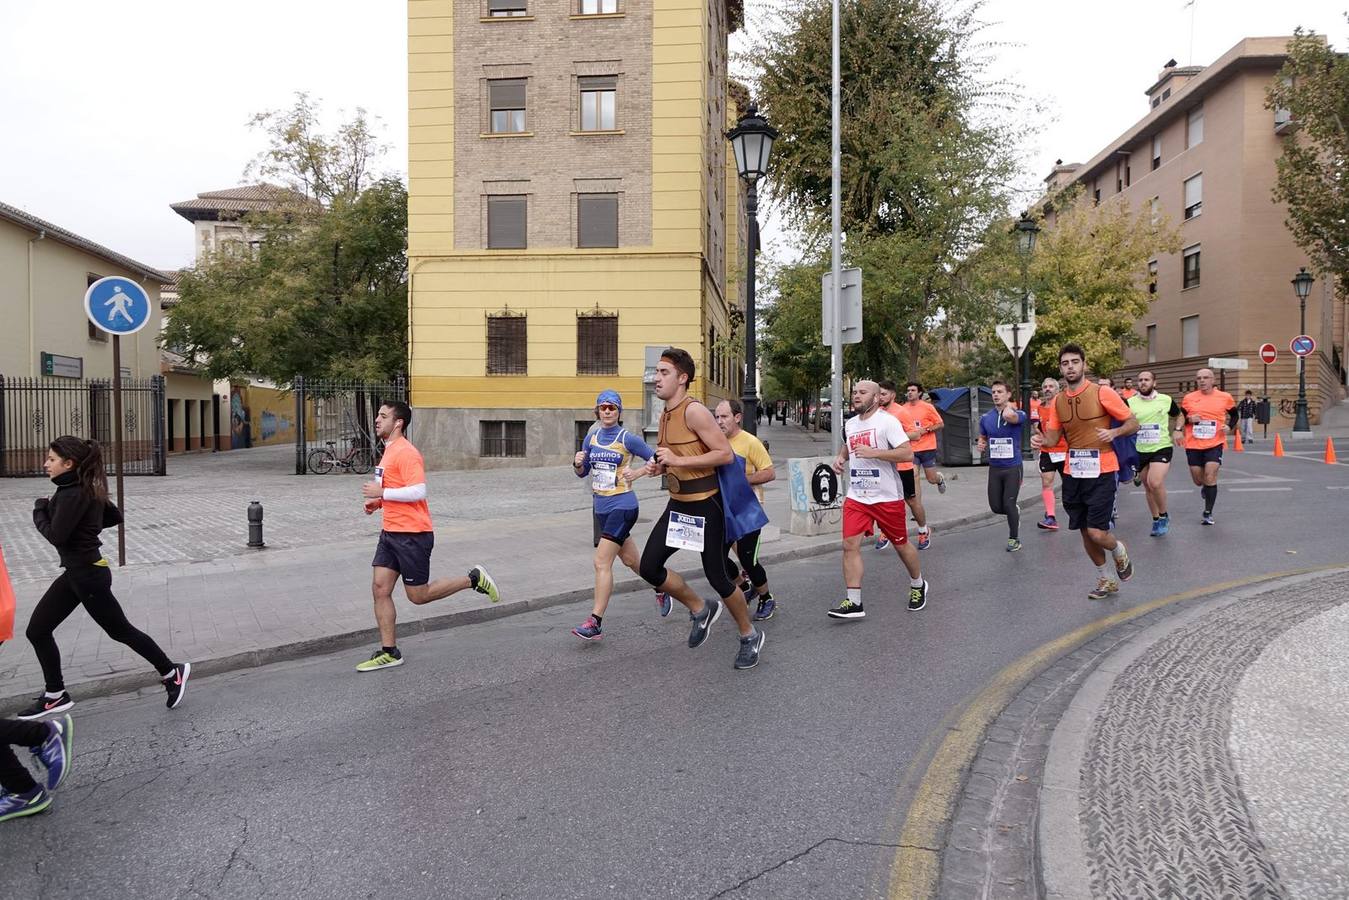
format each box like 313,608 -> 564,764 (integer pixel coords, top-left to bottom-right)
1259,343 -> 1277,365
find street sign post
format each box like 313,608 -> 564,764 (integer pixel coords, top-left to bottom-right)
821,267 -> 862,345
84,276 -> 153,567
1259,343 -> 1277,437
995,321 -> 1036,359
1290,335 -> 1315,357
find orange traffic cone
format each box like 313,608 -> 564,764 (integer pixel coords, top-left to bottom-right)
1326,437 -> 1338,464
1273,434 -> 1285,457
1234,431 -> 1244,452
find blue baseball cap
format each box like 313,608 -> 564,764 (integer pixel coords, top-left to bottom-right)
596,390 -> 622,409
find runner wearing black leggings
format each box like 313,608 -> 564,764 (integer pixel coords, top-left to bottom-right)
977,381 -> 1029,552
16,437 -> 190,721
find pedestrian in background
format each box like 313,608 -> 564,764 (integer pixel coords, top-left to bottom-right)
1238,390 -> 1258,443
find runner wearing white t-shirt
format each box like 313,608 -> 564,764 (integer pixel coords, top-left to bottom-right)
828,380 -> 930,620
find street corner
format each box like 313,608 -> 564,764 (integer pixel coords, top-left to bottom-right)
892,566 -> 1349,900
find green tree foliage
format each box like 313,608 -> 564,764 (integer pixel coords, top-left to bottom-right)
1266,27 -> 1349,294
162,97 -> 407,382
759,259 -> 833,414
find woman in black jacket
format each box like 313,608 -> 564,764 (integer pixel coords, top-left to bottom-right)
15,437 -> 190,720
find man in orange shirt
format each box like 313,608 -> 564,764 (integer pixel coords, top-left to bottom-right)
901,381 -> 944,549
1034,377 -> 1067,530
1033,344 -> 1140,600
874,380 -> 928,550
1120,377 -> 1137,400
356,401 -> 500,672
1180,368 -> 1238,526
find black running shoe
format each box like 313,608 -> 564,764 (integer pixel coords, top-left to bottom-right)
687,599 -> 722,649
733,630 -> 765,670
827,599 -> 865,619
15,692 -> 73,721
908,580 -> 929,611
164,662 -> 191,710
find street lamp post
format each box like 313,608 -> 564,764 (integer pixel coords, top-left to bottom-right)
1291,267 -> 1314,434
1015,213 -> 1040,457
727,106 -> 777,436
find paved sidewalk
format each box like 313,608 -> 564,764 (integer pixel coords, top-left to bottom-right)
934,567 -> 1349,899
0,423 -> 1042,708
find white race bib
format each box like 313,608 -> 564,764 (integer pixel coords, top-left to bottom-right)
850,465 -> 882,498
665,512 -> 706,552
374,466 -> 385,486
590,461 -> 617,493
989,437 -> 1015,460
1193,420 -> 1218,440
1138,423 -> 1162,445
1049,452 -> 1067,464
1068,449 -> 1101,479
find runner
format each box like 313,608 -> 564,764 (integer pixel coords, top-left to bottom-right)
1036,377 -> 1067,531
356,401 -> 499,671
570,390 -> 665,641
977,380 -> 1028,551
874,379 -> 926,551
1120,377 -> 1137,400
714,399 -> 779,621
901,381 -> 943,548
17,437 -> 190,720
639,348 -> 763,670
0,712 -> 72,822
1180,368 -> 1238,525
1032,344 -> 1140,600
1127,370 -> 1183,536
828,380 -> 928,620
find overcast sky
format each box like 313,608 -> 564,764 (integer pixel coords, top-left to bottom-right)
0,0 -> 1340,272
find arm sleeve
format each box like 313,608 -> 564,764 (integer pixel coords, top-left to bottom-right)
382,483 -> 427,502
886,415 -> 910,446
1169,400 -> 1182,417
1014,410 -> 1028,425
748,439 -> 773,471
33,493 -> 86,548
623,431 -> 654,461
978,415 -> 989,437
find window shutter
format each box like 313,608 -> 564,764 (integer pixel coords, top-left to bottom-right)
487,195 -> 527,249
577,194 -> 618,248
489,79 -> 526,111
1184,174 -> 1202,211
579,75 -> 617,92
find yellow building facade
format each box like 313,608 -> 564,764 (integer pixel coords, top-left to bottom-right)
406,0 -> 745,468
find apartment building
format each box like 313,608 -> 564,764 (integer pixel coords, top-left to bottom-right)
406,0 -> 747,468
1043,37 -> 1346,425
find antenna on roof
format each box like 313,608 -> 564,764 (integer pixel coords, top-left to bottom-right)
1183,1 -> 1197,65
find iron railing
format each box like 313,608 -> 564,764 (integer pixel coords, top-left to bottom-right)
292,376 -> 407,474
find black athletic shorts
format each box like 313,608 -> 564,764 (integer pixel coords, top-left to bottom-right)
1038,451 -> 1065,474
1136,447 -> 1174,468
593,507 -> 640,547
1185,446 -> 1224,468
372,530 -> 434,586
1061,474 -> 1117,532
898,468 -> 918,499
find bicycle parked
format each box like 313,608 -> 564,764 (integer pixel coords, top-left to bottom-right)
307,438 -> 379,475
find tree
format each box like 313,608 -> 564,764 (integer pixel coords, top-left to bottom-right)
759,258 -> 833,423
163,97 -> 407,382
1266,27 -> 1349,295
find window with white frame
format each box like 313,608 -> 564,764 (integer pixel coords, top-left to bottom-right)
579,0 -> 618,12
579,76 -> 616,131
489,79 -> 527,133
1146,324 -> 1158,363
1150,196 -> 1161,225
1187,106 -> 1204,149
1183,174 -> 1202,220
1183,245 -> 1201,289
1151,134 -> 1161,170
1181,315 -> 1199,357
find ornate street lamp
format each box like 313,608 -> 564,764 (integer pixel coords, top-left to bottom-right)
726,105 -> 777,435
1014,213 -> 1040,456
1291,266 -> 1314,434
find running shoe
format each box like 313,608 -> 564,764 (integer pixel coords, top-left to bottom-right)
1156,514 -> 1170,536
0,787 -> 51,823
753,596 -> 776,621
1202,512 -> 1215,526
655,591 -> 673,618
733,630 -> 765,670
875,538 -> 891,551
1036,515 -> 1059,531
1150,518 -> 1162,537
31,715 -> 73,791
687,599 -> 722,649
571,616 -> 603,641
1006,538 -> 1022,553
469,565 -> 501,602
1132,469 -> 1142,487
1113,542 -> 1133,582
355,649 -> 404,672
827,599 -> 865,620
936,475 -> 947,495
15,692 -> 73,721
1087,577 -> 1120,601
164,662 -> 191,710
916,529 -> 932,551
908,580 -> 929,611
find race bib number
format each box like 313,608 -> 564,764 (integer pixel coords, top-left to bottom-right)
1068,449 -> 1101,479
665,512 -> 706,552
374,466 -> 385,486
850,465 -> 882,498
1049,452 -> 1067,464
590,461 -> 617,493
1193,420 -> 1218,440
1138,423 -> 1162,445
989,437 -> 1015,460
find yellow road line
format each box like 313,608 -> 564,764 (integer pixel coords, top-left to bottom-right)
886,563 -> 1349,900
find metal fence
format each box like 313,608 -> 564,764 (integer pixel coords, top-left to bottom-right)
0,375 -> 167,477
293,376 -> 406,475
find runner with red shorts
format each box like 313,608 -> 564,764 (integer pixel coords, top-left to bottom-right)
827,380 -> 929,620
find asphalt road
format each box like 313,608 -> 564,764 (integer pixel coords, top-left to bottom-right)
3,450 -> 1345,900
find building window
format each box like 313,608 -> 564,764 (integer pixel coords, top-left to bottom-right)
1151,96 -> 1161,109
1183,245 -> 1201,289
1125,164 -> 1131,188
579,76 -> 616,131
489,79 -> 527,133
1187,106 -> 1203,149
1151,135 -> 1161,170
576,312 -> 618,374
1147,324 -> 1158,363
1181,315 -> 1199,357
1148,259 -> 1158,294
1162,87 -> 1171,101
1093,184 -> 1101,205
577,193 -> 619,248
486,312 -> 528,374
1183,173 -> 1202,220
487,195 -> 527,249
480,420 -> 526,457
579,0 -> 618,12
1150,196 -> 1161,225
86,274 -> 108,342
487,0 -> 528,15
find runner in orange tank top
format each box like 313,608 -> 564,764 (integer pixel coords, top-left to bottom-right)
1180,367 -> 1238,526
875,379 -> 928,551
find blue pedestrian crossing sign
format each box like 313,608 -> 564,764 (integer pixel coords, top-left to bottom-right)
84,276 -> 153,336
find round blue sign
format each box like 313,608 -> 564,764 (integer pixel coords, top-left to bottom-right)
84,276 -> 153,336
1290,335 -> 1316,358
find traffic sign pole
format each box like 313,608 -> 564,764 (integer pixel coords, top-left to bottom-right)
111,337 -> 127,567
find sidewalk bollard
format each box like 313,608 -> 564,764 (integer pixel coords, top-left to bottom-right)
247,501 -> 266,548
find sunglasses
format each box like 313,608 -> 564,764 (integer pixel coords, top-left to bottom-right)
598,403 -> 619,411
